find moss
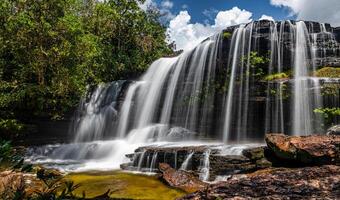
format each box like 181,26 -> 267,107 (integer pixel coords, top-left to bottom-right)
314,67 -> 340,78
264,72 -> 289,81
63,171 -> 186,200
223,32 -> 232,39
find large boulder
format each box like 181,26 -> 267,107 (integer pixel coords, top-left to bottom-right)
179,165 -> 340,199
159,163 -> 208,193
265,133 -> 340,165
327,125 -> 340,135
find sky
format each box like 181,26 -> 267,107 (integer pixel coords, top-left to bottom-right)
139,0 -> 340,50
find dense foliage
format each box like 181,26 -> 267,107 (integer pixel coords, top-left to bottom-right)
0,0 -> 172,134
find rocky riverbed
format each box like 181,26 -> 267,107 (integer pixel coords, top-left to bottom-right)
1,133 -> 339,199
155,134 -> 340,199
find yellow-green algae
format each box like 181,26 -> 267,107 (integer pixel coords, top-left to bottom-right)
64,171 -> 187,200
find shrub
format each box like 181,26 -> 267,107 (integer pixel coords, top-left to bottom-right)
264,72 -> 289,81
314,67 -> 340,78
223,32 -> 232,39
314,107 -> 340,125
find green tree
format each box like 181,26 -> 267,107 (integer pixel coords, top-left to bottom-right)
0,0 -> 172,136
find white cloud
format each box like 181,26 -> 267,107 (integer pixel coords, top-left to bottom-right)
167,7 -> 253,50
159,1 -> 175,22
161,0 -> 173,9
167,11 -> 214,50
259,14 -> 275,21
270,0 -> 340,26
139,0 -> 175,22
138,0 -> 155,11
213,7 -> 252,29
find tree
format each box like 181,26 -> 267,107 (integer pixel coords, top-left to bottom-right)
0,0 -> 172,136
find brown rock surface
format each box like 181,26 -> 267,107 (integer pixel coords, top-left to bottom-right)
0,170 -> 25,198
265,133 -> 340,165
159,163 -> 208,193
179,165 -> 340,199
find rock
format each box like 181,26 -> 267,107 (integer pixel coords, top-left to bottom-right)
327,125 -> 340,135
123,145 -> 272,180
265,133 -> 340,165
179,165 -> 340,199
209,155 -> 257,180
242,146 -> 272,169
0,171 -> 25,199
255,158 -> 272,168
242,146 -> 266,160
165,127 -> 197,141
159,163 -> 208,193
35,166 -> 63,180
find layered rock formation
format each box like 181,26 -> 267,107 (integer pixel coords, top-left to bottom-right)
180,165 -> 340,200
121,144 -> 272,181
159,163 -> 208,193
150,134 -> 340,199
266,133 -> 340,165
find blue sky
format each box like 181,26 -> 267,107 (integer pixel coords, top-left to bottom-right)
153,0 -> 293,24
140,0 -> 340,50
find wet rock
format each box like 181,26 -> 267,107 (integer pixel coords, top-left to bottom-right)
242,146 -> 266,160
179,165 -> 340,199
242,146 -> 272,169
159,163 -> 208,193
123,145 -> 217,173
35,166 -> 63,180
209,155 -> 257,180
265,133 -> 340,165
165,127 -> 197,141
0,171 -> 25,199
123,145 -> 273,180
327,124 -> 340,135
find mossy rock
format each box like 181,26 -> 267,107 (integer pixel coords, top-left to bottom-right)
314,67 -> 340,78
242,147 -> 266,161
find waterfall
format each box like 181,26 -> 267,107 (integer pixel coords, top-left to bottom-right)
292,21 -> 316,135
114,33 -> 223,140
71,21 -> 337,143
137,150 -> 146,171
28,20 -> 340,173
180,152 -> 194,171
71,81 -> 126,142
149,152 -> 158,172
116,81 -> 143,138
199,150 -> 211,181
223,26 -> 245,142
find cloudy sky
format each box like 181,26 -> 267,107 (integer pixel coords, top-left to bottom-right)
140,0 -> 340,50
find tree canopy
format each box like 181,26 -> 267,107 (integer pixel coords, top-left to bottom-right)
0,0 -> 171,123
0,0 -> 172,130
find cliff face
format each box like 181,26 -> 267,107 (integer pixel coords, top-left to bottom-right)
214,20 -> 340,140
221,20 -> 340,68
41,20 -> 340,144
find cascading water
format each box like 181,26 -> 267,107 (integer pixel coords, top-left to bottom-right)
199,150 -> 211,181
70,81 -> 126,142
27,20 -> 340,175
180,152 -> 194,170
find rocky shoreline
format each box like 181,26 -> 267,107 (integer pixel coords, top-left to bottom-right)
1,133 -> 339,199
155,134 -> 340,199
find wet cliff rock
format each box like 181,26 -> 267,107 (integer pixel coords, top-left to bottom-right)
327,124 -> 340,135
265,133 -> 340,165
179,165 -> 340,200
159,163 -> 208,193
121,145 -> 271,181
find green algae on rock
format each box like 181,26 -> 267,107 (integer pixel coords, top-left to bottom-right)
64,171 -> 187,200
